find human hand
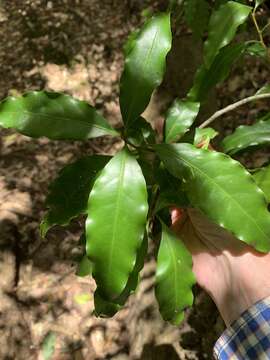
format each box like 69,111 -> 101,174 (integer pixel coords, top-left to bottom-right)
171,207 -> 270,326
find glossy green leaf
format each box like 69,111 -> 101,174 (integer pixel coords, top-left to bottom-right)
41,155 -> 110,236
115,234 -> 148,305
124,29 -> 140,56
94,289 -> 121,318
155,165 -> 189,212
138,155 -> 156,186
222,117 -> 270,154
156,143 -> 270,252
76,255 -> 93,277
0,91 -> 117,140
204,1 -> 251,68
120,13 -> 172,127
165,99 -> 200,143
93,235 -> 147,319
126,117 -> 156,147
155,223 -> 195,325
188,43 -> 246,101
184,0 -> 210,38
194,127 -> 218,148
86,149 -> 148,300
253,166 -> 270,203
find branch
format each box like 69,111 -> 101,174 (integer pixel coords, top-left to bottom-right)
199,93 -> 270,129
251,11 -> 267,49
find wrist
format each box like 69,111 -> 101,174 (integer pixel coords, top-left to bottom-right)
212,252 -> 270,326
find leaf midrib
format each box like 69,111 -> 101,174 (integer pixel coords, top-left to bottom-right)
107,151 -> 127,291
205,3 -> 250,67
166,107 -> 185,142
224,127 -> 270,149
170,147 -> 269,242
125,26 -> 159,126
166,104 -> 198,142
2,110 -> 116,134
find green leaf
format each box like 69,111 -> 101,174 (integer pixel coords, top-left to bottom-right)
222,116 -> 270,154
42,332 -> 56,360
115,234 -> 148,305
155,165 -> 189,212
184,0 -> 210,39
126,117 -> 156,147
0,91 -> 118,140
76,255 -> 93,277
120,13 -> 172,127
124,29 -> 140,56
246,42 -> 268,58
203,1 -> 251,68
86,148 -> 148,300
253,166 -> 270,203
156,143 -> 270,252
194,127 -> 218,148
165,100 -> 200,143
94,289 -> 121,318
41,155 -> 110,236
155,223 -> 195,325
188,43 -> 246,101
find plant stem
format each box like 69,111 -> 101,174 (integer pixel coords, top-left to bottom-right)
251,11 -> 267,48
199,93 -> 270,129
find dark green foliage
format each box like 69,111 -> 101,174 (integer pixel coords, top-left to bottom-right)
0,91 -> 117,140
222,116 -> 270,154
155,223 -> 195,325
203,1 -> 251,67
156,143 -> 270,252
120,13 -> 172,128
165,100 -> 200,143
85,149 -> 148,300
0,3 -> 268,325
188,44 -> 246,101
41,155 -> 110,235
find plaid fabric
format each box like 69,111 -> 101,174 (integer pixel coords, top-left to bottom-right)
214,296 -> 270,359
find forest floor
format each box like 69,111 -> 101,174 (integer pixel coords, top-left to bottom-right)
0,1 -> 269,360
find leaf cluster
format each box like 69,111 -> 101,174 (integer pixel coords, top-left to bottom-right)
1,1 -> 270,324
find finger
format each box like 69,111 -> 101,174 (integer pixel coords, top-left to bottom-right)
170,207 -> 186,226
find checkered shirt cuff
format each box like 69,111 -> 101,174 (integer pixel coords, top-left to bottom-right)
214,296 -> 270,359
